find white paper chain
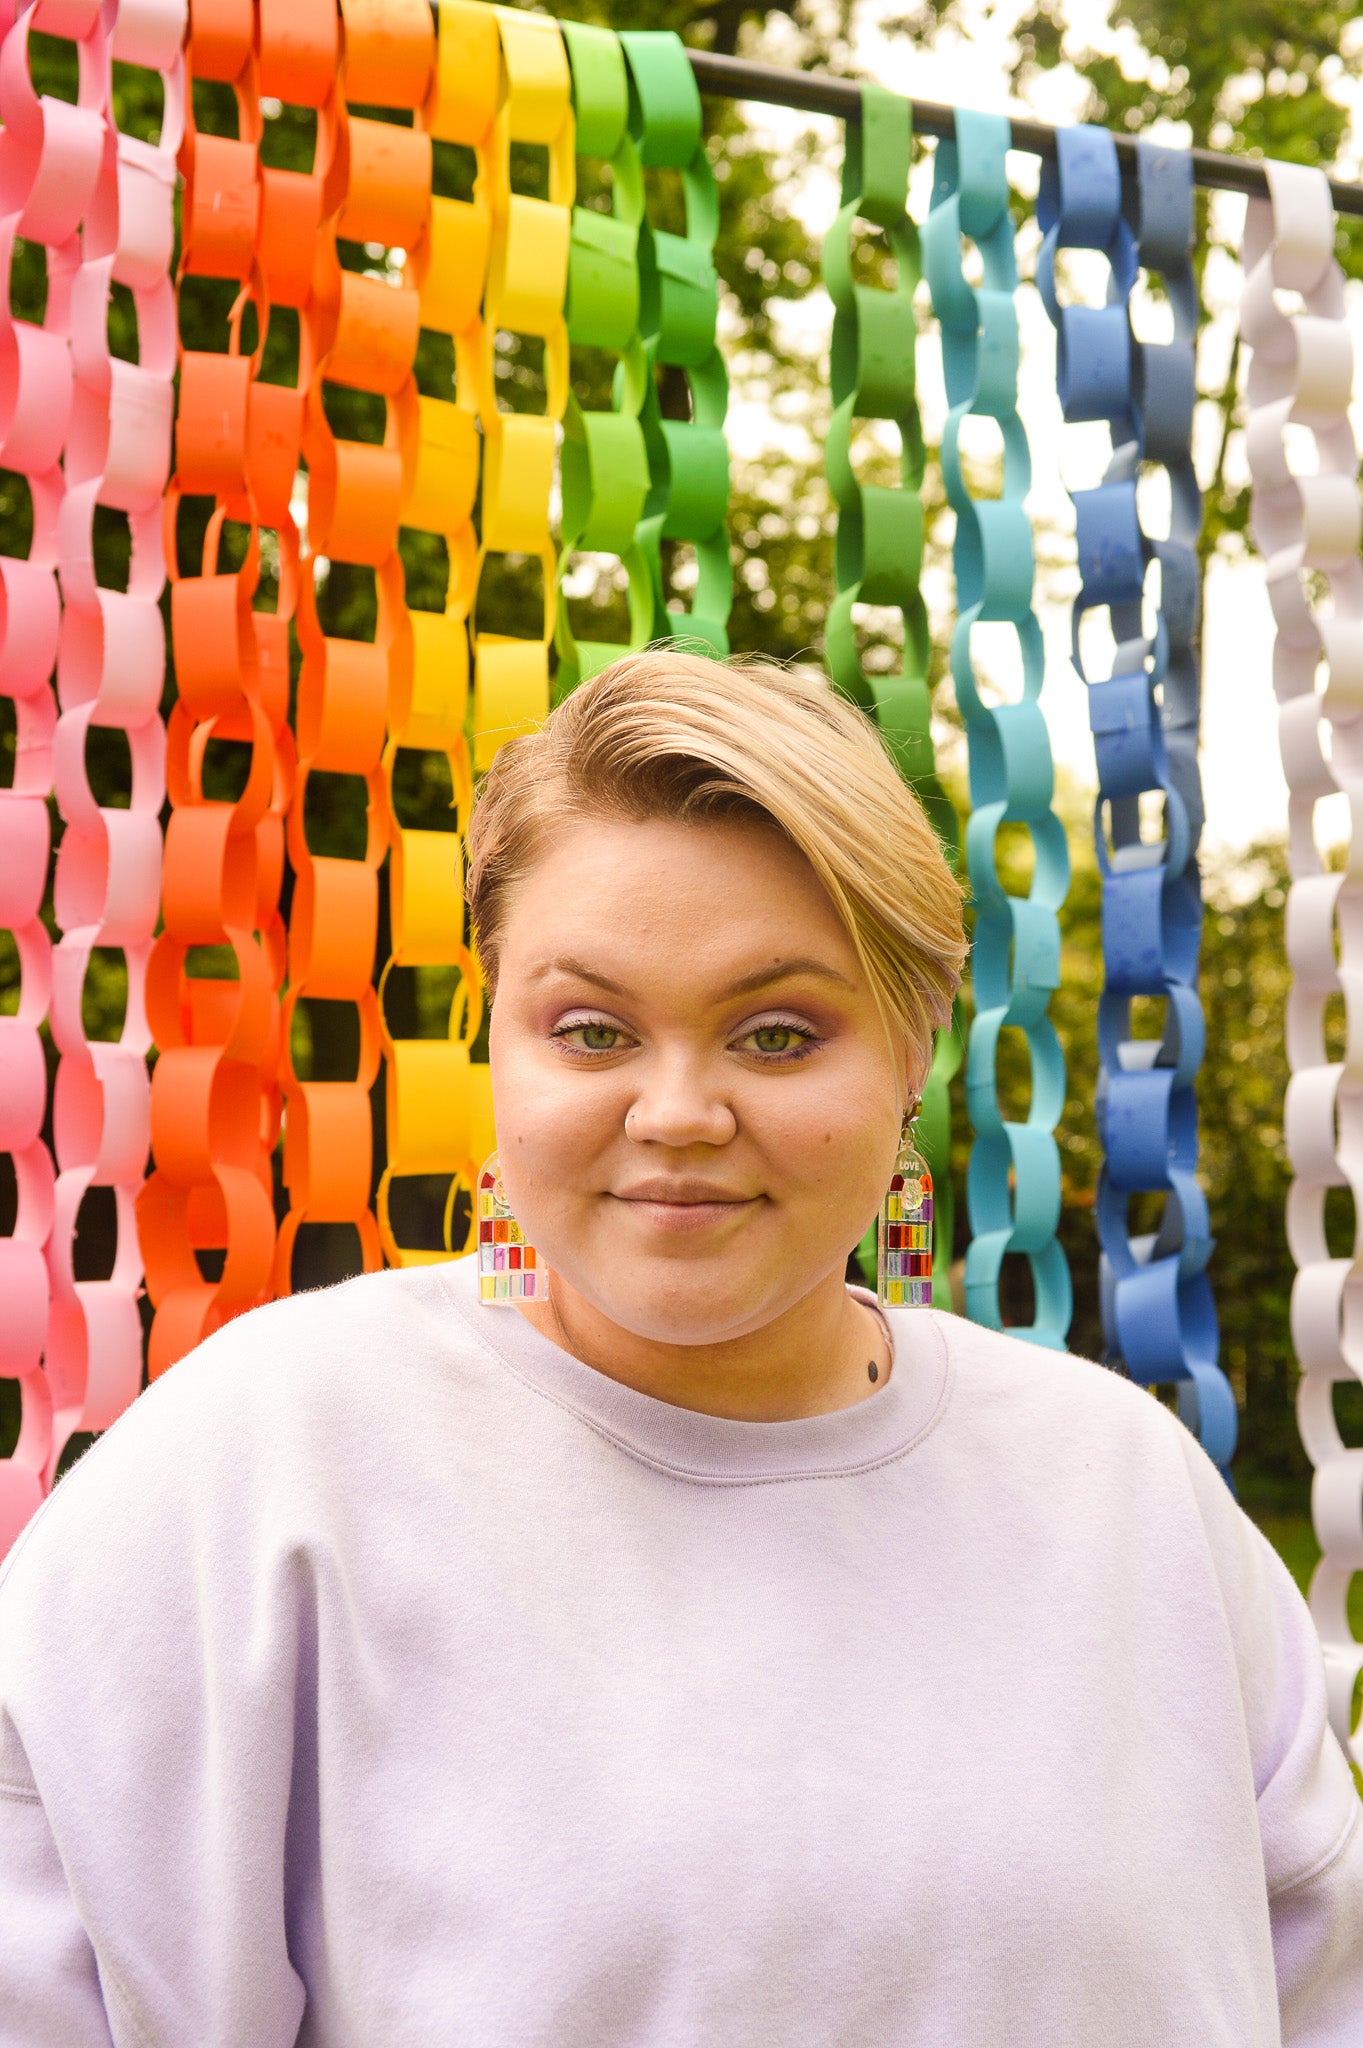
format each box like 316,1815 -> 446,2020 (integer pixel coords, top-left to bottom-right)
1241,160 -> 1363,1766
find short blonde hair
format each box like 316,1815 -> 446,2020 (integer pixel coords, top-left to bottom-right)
466,649 -> 966,1055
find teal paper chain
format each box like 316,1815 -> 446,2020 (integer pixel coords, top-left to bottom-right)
618,30 -> 731,654
555,21 -> 652,695
823,83 -> 961,1302
923,110 -> 1072,1348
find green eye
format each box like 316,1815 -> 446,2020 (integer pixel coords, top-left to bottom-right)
750,1025 -> 802,1055
553,1017 -> 631,1056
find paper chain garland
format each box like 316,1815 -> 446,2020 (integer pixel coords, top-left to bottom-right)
1241,163 -> 1363,1763
470,5 -> 571,776
0,0 -> 108,1541
1038,127 -> 1234,1472
923,108 -> 1071,1348
621,28 -> 729,656
554,20 -> 649,693
11,1 -> 1363,1584
138,0 -> 292,1373
823,81 -> 960,1301
376,0 -> 495,1269
51,0 -> 182,1457
284,0 -> 428,1288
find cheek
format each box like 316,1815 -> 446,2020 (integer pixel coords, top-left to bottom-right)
748,1066 -> 899,1200
487,1017 -> 621,1179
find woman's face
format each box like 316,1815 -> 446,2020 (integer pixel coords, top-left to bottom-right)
488,813 -> 918,1347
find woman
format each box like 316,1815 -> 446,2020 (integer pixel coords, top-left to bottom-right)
0,651 -> 1358,2046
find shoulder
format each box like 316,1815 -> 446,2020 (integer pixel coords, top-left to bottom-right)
911,1306 -> 1244,1553
0,1261 -> 477,1612
921,1306 -> 1191,1459
0,1260 -> 499,1780
917,1307 -> 1294,1615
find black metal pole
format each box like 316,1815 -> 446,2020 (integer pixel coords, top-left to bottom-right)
686,48 -> 1363,222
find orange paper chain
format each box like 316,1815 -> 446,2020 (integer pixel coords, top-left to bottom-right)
280,0 -> 434,1288
138,0 -> 292,1376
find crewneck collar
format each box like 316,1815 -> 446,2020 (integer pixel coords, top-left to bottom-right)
437,1253 -> 951,1487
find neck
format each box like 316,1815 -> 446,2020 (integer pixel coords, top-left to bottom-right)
515,1265 -> 890,1422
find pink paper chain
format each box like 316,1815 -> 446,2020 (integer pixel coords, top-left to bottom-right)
0,0 -> 106,1547
46,0 -> 183,1478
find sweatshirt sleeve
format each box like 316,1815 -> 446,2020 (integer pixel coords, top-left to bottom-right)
0,1308 -> 316,2048
0,1766 -> 114,2047
1180,1439 -> 1363,2042
1271,1809 -> 1363,2046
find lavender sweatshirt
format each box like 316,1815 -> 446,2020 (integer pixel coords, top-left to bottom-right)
0,1255 -> 1359,2045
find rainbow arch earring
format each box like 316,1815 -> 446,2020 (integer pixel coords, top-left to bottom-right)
877,1106 -> 934,1310
476,1152 -> 548,1305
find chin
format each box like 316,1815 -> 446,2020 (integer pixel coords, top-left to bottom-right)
574,1256 -> 791,1348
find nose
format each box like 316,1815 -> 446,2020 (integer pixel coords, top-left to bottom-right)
624,1056 -> 737,1149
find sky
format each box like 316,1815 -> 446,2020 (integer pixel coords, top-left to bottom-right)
723,0 -> 1363,859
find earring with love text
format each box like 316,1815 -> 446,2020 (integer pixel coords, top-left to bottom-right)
476,1152 -> 548,1305
877,1103 -> 933,1309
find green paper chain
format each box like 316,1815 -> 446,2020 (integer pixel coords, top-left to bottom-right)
555,21 -> 652,696
618,29 -> 731,655
922,111 -> 1072,1347
823,83 -> 962,1303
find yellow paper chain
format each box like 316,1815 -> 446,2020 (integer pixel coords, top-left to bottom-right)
471,6 -> 574,774
377,0 -> 499,1266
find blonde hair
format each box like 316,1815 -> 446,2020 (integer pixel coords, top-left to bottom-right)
466,649 -> 967,1055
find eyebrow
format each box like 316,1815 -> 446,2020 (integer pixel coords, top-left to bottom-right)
535,955 -> 857,1001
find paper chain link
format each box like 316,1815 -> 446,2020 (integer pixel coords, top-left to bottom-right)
1241,163 -> 1363,1763
469,5 -> 572,775
48,0 -> 182,1464
554,19 -> 650,694
1038,127 -> 1232,1471
823,82 -> 960,1301
923,110 -> 1070,1347
283,0 -> 432,1291
0,0 -> 104,1538
377,0 -> 495,1268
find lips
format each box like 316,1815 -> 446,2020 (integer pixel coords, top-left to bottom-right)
614,1179 -> 754,1206
609,1181 -> 761,1235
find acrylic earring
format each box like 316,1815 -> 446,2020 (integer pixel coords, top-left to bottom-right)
877,1108 -> 933,1309
476,1151 -> 547,1305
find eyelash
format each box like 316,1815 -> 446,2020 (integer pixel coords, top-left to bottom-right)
737,1016 -> 821,1063
549,1013 -> 822,1065
550,1015 -> 635,1061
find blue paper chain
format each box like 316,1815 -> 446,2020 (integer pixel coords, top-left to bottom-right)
1038,128 -> 1235,1471
923,110 -> 1071,1349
